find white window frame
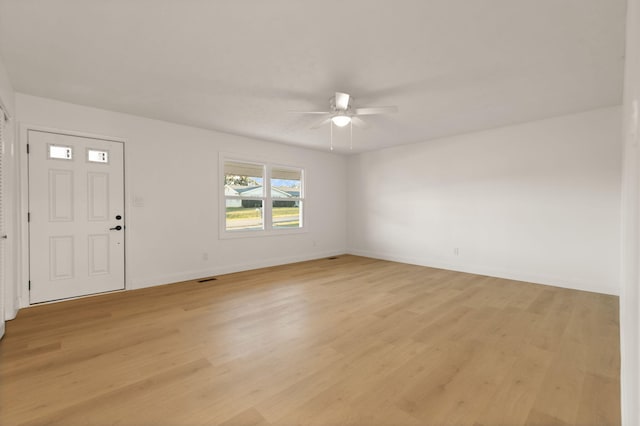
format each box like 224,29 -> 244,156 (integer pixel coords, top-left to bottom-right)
219,154 -> 305,239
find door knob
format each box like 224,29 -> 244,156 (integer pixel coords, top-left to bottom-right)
109,225 -> 123,231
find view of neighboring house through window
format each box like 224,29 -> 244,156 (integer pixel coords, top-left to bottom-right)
224,161 -> 265,231
271,167 -> 302,229
223,159 -> 303,233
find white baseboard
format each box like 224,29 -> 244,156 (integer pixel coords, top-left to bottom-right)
129,249 -> 347,290
15,246 -> 614,312
347,248 -> 618,296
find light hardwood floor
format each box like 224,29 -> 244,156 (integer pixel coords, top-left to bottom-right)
0,255 -> 620,425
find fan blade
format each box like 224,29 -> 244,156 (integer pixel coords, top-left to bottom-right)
354,106 -> 398,115
288,110 -> 331,114
310,117 -> 331,129
351,116 -> 369,128
335,92 -> 350,110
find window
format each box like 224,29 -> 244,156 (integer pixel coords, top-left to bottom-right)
222,157 -> 304,235
224,161 -> 265,231
271,167 -> 302,229
87,149 -> 109,163
48,144 -> 73,160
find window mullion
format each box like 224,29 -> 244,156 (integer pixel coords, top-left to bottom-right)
265,165 -> 272,231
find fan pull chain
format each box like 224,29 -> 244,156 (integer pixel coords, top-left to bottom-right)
330,121 -> 334,151
350,120 -> 353,150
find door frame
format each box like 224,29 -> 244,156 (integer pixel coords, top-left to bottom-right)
19,124 -> 129,307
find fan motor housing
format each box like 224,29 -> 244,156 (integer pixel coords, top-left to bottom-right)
330,95 -> 353,112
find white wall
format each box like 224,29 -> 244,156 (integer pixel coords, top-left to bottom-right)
621,0 -> 640,423
15,93 -> 347,306
348,107 -> 622,295
0,59 -> 13,118
0,53 -> 17,334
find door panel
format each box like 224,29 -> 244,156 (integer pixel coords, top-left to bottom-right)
88,234 -> 110,276
49,236 -> 74,280
48,169 -> 74,221
87,172 -> 109,221
28,130 -> 125,303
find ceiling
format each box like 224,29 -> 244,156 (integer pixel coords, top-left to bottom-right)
0,0 -> 627,153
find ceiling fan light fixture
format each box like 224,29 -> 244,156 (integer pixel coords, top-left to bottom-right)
331,115 -> 351,127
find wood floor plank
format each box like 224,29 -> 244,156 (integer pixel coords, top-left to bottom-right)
219,408 -> 271,426
0,255 -> 620,425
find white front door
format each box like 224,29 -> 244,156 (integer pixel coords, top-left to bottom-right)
0,112 -> 7,336
28,130 -> 125,303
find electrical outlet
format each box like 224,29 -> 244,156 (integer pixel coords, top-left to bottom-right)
202,252 -> 209,261
453,248 -> 459,256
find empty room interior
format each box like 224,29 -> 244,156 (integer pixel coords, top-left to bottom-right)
0,1 -> 639,425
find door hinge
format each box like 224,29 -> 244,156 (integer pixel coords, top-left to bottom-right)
26,143 -> 29,154
27,212 -> 30,222
28,280 -> 31,290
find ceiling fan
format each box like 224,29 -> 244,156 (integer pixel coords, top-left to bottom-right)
291,92 -> 398,130
290,92 -> 398,150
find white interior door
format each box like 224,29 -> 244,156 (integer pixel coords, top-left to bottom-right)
0,111 -> 7,336
28,130 -> 125,303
